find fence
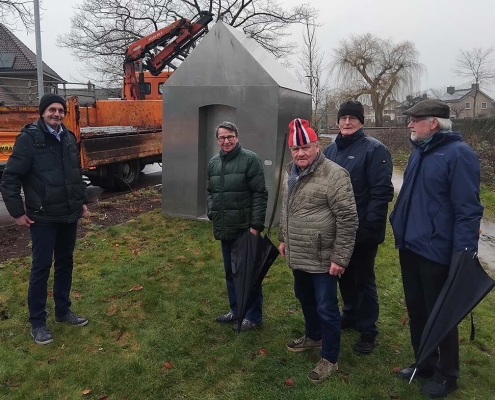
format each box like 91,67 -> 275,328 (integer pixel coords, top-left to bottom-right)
0,76 -> 99,106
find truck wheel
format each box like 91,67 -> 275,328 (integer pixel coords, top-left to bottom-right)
114,160 -> 140,191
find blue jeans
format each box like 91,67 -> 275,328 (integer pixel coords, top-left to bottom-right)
293,269 -> 341,363
221,239 -> 263,324
29,221 -> 78,328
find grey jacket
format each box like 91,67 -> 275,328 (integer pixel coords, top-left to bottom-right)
278,153 -> 358,272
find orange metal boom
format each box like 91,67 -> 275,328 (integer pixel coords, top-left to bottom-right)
123,11 -> 213,100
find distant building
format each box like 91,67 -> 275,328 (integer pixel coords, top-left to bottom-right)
363,99 -> 400,126
396,93 -> 429,124
438,84 -> 495,119
0,24 -> 65,105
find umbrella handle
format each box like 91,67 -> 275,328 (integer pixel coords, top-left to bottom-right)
409,368 -> 417,384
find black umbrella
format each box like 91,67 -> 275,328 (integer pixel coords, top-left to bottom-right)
231,229 -> 279,333
410,250 -> 495,382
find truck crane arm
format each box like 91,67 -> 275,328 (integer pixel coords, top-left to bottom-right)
123,11 -> 214,100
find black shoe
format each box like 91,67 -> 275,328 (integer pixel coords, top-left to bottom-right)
420,376 -> 458,398
31,326 -> 53,345
398,365 -> 434,381
353,334 -> 376,354
216,311 -> 238,323
55,311 -> 88,326
232,318 -> 262,332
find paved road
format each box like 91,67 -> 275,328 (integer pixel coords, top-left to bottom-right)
0,163 -> 162,228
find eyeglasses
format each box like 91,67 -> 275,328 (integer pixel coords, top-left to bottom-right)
407,117 -> 427,124
217,135 -> 237,142
339,115 -> 359,122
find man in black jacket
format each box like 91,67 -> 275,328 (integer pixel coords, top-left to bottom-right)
323,100 -> 394,354
0,93 -> 89,345
207,121 -> 268,332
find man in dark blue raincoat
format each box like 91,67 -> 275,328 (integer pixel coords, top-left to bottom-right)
390,99 -> 484,398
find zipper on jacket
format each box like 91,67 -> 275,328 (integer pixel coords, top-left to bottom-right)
220,157 -> 225,235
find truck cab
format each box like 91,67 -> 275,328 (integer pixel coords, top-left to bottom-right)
122,71 -> 173,101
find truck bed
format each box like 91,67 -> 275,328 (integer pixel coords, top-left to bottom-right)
80,126 -> 162,168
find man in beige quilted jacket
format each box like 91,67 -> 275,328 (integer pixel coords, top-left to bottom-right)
279,118 -> 358,383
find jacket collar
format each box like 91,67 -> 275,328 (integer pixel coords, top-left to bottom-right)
35,118 -> 68,136
411,130 -> 462,153
220,143 -> 242,161
335,128 -> 365,150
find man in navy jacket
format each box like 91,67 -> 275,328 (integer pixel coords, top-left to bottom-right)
323,101 -> 393,354
390,99 -> 483,398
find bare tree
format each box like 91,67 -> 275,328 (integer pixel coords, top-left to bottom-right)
296,10 -> 328,132
332,33 -> 424,127
453,47 -> 495,118
0,0 -> 35,32
448,102 -> 465,119
59,0 -> 316,84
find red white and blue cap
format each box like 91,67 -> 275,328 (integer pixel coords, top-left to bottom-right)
288,118 -> 318,147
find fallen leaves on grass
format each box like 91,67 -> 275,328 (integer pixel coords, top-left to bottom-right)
48,290 -> 53,297
259,348 -> 268,355
132,249 -> 139,255
285,378 -> 294,386
392,367 -> 401,373
400,317 -> 408,325
82,388 -> 91,395
164,361 -> 173,369
128,285 -> 143,292
73,291 -> 81,299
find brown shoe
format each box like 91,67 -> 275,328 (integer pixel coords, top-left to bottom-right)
307,358 -> 338,382
286,335 -> 322,352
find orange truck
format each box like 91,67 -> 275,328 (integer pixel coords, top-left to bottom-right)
0,96 -> 162,190
0,11 -> 213,190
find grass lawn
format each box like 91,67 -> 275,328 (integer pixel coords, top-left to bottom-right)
1,207 -> 494,399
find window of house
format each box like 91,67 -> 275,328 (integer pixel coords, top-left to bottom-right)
465,102 -> 471,110
158,82 -> 165,95
384,110 -> 390,115
481,102 -> 487,109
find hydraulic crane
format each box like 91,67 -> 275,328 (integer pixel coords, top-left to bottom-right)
123,11 -> 214,100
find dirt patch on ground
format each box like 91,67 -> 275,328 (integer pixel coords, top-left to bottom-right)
0,187 -> 162,263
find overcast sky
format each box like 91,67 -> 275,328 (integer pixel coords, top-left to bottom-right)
11,0 -> 495,97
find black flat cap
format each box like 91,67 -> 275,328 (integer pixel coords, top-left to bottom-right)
403,99 -> 450,119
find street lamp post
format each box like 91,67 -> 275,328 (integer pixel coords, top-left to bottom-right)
34,0 -> 44,99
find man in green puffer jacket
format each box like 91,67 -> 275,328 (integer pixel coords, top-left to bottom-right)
207,121 -> 268,332
279,118 -> 358,383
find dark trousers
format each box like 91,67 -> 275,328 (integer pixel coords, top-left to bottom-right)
221,239 -> 263,324
399,249 -> 459,379
29,221 -> 78,328
339,243 -> 379,336
293,269 -> 341,363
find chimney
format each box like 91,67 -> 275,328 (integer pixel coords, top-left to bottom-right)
447,86 -> 455,95
471,83 -> 480,91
